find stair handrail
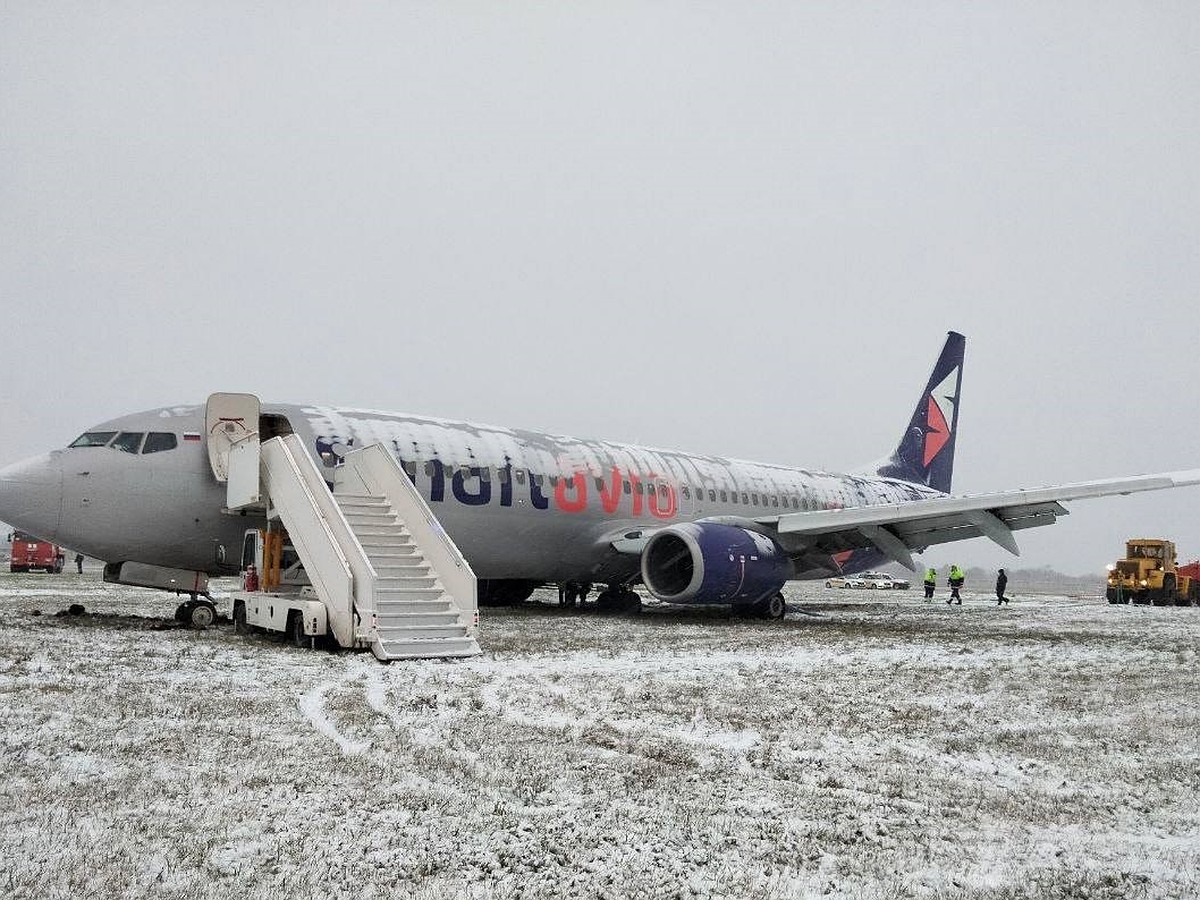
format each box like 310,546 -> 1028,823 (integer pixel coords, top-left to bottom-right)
341,443 -> 478,633
260,435 -> 376,647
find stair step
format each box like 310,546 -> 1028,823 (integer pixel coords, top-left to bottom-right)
377,612 -> 461,627
351,528 -> 412,539
372,563 -> 433,573
342,512 -> 396,523
375,637 -> 481,660
372,575 -> 438,589
370,565 -> 430,576
375,599 -> 454,614
377,624 -> 468,640
372,587 -> 445,602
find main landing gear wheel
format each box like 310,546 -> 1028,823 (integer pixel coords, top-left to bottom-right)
596,586 -> 642,614
763,593 -> 787,620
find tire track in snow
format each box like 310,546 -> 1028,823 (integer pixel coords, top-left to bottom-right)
298,663 -> 371,756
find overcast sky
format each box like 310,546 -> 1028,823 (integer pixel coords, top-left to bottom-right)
2,3 -> 1197,575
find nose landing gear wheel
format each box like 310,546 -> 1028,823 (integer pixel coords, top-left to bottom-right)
181,599 -> 217,629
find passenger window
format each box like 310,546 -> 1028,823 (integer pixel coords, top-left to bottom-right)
596,477 -> 606,491
752,494 -> 759,506
69,431 -> 117,448
772,496 -> 779,507
742,492 -> 749,504
681,486 -> 691,499
111,432 -> 144,454
624,481 -> 632,495
708,489 -> 716,501
719,490 -> 727,502
142,432 -> 177,454
731,492 -> 738,504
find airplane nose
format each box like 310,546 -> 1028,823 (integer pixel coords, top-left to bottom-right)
0,453 -> 63,541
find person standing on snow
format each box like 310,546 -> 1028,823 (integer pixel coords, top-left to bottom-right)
995,568 -> 1010,605
923,567 -> 937,600
947,565 -> 965,604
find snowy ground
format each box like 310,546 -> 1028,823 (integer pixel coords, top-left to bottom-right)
1,574 -> 1197,899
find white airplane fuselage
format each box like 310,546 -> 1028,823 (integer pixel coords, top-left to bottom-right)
1,401 -> 933,585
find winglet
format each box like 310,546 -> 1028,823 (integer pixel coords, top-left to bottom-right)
877,332 -> 965,494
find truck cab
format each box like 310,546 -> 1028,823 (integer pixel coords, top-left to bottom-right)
8,530 -> 65,573
1106,539 -> 1196,605
232,527 -> 329,646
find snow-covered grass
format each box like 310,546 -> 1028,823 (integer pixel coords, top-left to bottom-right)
1,574 -> 1198,899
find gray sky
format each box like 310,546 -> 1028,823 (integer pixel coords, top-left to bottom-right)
2,3 -> 1198,575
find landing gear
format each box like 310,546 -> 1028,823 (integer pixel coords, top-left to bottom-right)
557,581 -> 592,608
734,593 -> 788,620
762,593 -> 787,620
595,585 -> 642,613
176,598 -> 217,629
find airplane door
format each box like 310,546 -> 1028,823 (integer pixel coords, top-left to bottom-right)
205,392 -> 261,484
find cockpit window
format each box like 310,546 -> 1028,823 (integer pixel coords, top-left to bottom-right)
69,431 -> 117,448
142,432 -> 178,454
111,432 -> 145,454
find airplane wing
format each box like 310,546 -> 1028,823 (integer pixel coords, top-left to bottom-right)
756,469 -> 1200,571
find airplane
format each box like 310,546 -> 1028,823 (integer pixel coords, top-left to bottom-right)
0,331 -> 1197,624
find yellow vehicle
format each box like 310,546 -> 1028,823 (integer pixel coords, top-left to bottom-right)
1106,539 -> 1199,606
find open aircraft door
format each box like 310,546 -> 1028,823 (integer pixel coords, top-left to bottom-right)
205,392 -> 262,509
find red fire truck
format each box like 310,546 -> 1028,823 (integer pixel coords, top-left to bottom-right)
8,530 -> 66,573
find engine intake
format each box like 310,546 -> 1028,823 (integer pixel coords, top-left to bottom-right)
641,522 -> 792,606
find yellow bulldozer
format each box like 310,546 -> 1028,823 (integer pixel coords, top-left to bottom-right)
1106,538 -> 1200,606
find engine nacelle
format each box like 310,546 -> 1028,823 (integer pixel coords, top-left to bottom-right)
640,522 -> 792,606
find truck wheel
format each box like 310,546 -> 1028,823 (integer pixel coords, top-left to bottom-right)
233,601 -> 248,635
287,612 -> 309,648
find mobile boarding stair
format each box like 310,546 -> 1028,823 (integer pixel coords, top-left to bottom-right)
208,394 -> 480,661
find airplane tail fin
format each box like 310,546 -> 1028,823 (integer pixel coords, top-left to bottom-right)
876,331 -> 965,494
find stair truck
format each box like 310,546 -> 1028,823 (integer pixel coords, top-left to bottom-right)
229,526 -> 330,647
1106,539 -> 1199,606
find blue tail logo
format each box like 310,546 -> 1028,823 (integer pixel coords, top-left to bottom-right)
878,331 -> 965,494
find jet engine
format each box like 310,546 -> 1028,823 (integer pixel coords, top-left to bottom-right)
640,522 -> 792,606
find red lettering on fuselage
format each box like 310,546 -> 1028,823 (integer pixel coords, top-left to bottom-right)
553,471 -> 589,513
393,450 -> 679,520
647,472 -> 678,520
596,467 -> 623,514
